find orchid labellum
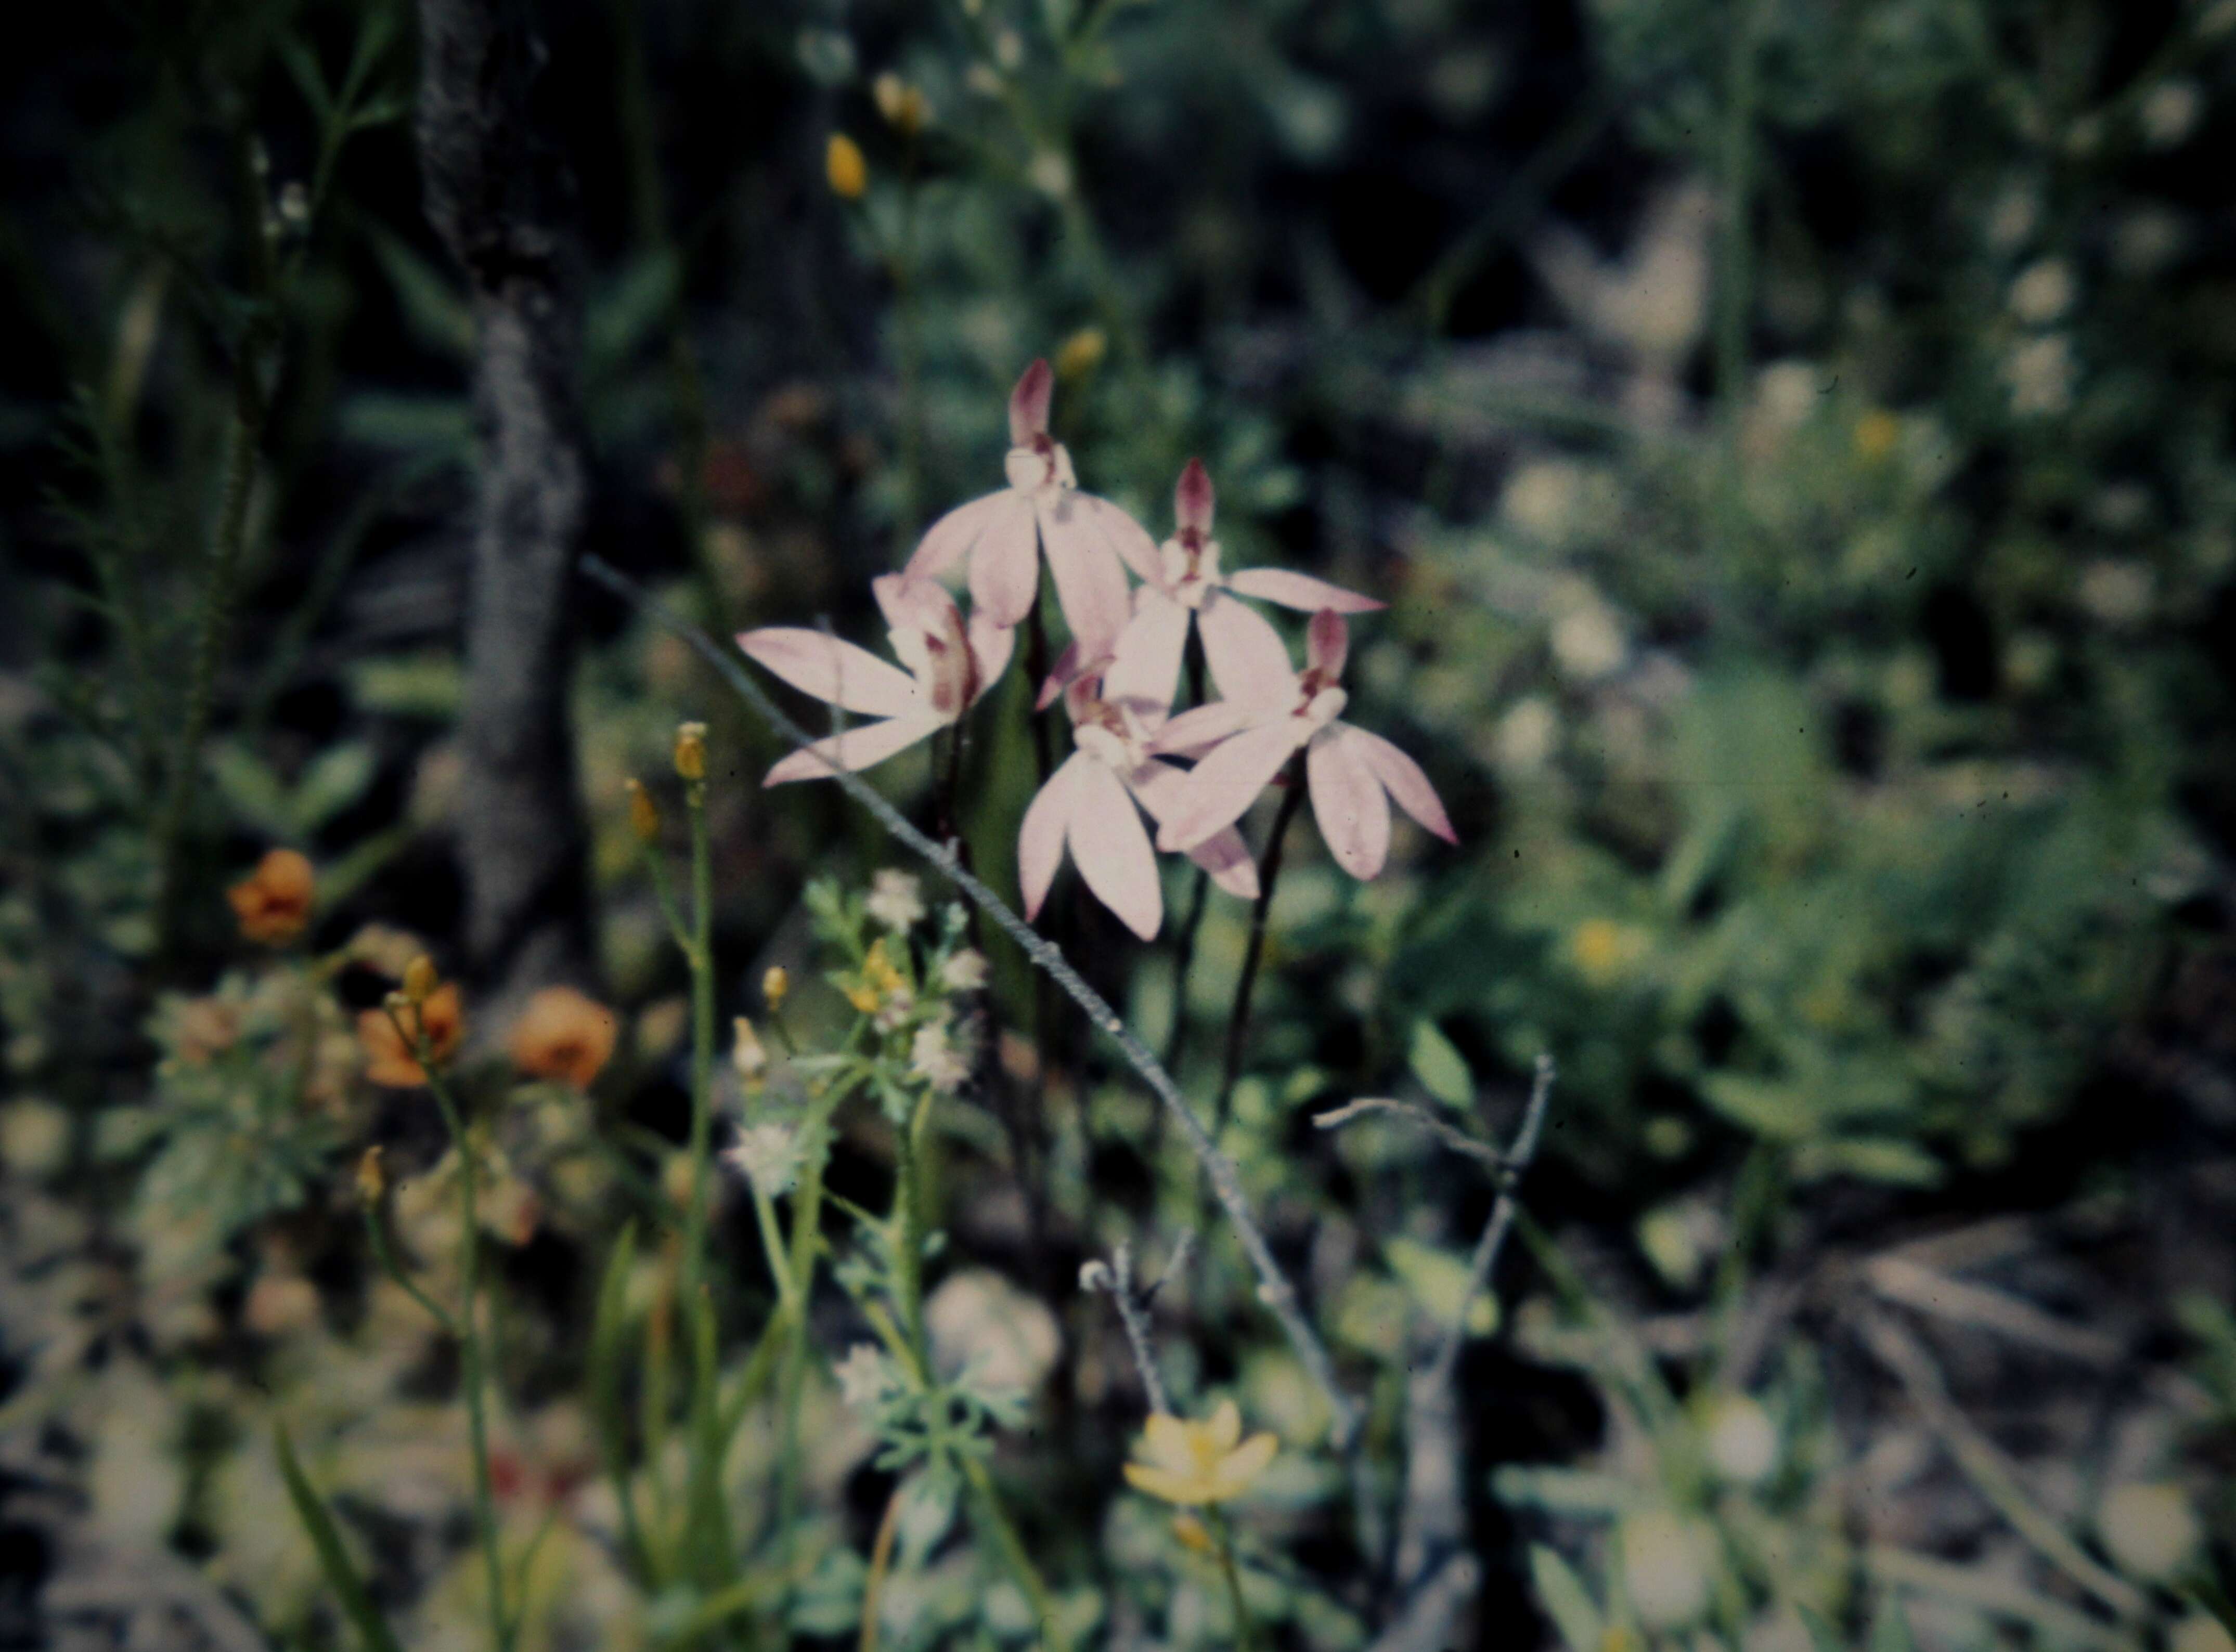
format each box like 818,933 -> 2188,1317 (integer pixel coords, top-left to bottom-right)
739,574 -> 1012,785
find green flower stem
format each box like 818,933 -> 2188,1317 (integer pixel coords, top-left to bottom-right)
681,778 -> 716,1296
1212,754 -> 1308,1134
1206,1506 -> 1255,1652
360,1200 -> 457,1337
397,1019 -> 510,1652
962,1455 -> 1068,1652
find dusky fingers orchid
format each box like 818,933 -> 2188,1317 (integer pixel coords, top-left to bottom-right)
739,573 -> 1012,785
905,358 -> 1152,670
1018,605 -> 1258,941
1153,610 -> 1457,880
1114,459 -> 1386,707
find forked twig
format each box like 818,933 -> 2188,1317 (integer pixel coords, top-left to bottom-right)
580,555 -> 1360,1447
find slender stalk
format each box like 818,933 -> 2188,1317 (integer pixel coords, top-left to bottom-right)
1423,1054 -> 1557,1388
1208,1507 -> 1256,1652
858,1478 -> 907,1652
681,779 -> 716,1298
1213,757 -> 1307,1133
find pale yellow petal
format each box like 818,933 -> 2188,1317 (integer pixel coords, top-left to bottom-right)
1125,1462 -> 1211,1505
1206,1398 -> 1243,1453
1141,1412 -> 1199,1477
1209,1432 -> 1279,1502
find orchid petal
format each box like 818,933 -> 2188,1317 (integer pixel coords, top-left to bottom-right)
1128,761 -> 1260,900
1349,725 -> 1457,843
1075,490 -> 1167,586
1103,590 -> 1188,719
1306,608 -> 1349,681
967,612 -> 1015,705
1148,698 -> 1264,758
763,716 -> 941,785
1175,458 -> 1214,538
1198,590 -> 1299,709
1307,724 -> 1391,879
968,494 -> 1043,628
1227,566 -> 1385,614
1037,638 -> 1083,711
1019,752 -> 1087,921
871,571 -> 959,638
1156,719 -> 1304,853
1067,760 -> 1162,940
1039,493 -> 1133,664
1009,358 -> 1053,446
738,628 -> 924,719
906,490 -> 1012,582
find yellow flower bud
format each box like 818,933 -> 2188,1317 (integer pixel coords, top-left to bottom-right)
673,722 -> 708,782
356,1144 -> 386,1205
1170,1513 -> 1214,1554
626,778 -> 661,842
1055,327 -> 1107,382
401,955 -> 440,1005
762,966 -> 790,1009
825,133 -> 868,200
872,73 -> 928,137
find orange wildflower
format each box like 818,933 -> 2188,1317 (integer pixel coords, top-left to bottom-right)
227,849 -> 315,944
507,986 -> 618,1090
358,983 -> 465,1088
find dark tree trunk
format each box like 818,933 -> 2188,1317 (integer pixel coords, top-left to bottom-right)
416,0 -> 597,1007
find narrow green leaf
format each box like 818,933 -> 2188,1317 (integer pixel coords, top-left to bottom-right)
273,1423 -> 404,1652
1528,1544 -> 1605,1652
1408,1019 -> 1475,1110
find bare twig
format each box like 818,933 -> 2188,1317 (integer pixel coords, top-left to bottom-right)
1425,1053 -> 1556,1390
1863,1254 -> 2122,1367
580,555 -> 1361,1448
1082,1241 -> 1171,1415
1313,1096 -> 1505,1170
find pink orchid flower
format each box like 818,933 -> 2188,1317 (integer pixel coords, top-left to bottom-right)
1018,606 -> 1259,941
740,574 -> 1012,784
1152,610 -> 1456,881
1102,459 -> 1386,707
905,358 -> 1151,670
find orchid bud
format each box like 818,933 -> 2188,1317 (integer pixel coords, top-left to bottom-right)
673,722 -> 708,781
625,778 -> 661,842
825,133 -> 867,199
762,966 -> 790,1009
1007,358 -> 1053,446
1175,457 -> 1214,538
401,955 -> 440,1005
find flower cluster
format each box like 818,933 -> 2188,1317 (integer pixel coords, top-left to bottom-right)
739,362 -> 1456,939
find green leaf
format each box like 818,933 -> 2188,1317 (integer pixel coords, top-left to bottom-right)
1792,1136 -> 1946,1188
1529,1544 -> 1605,1652
292,743 -> 377,831
365,227 -> 473,360
1384,1237 -> 1498,1335
1699,1071 -> 1816,1142
208,743 -> 294,838
1869,1594 -> 1918,1652
274,1424 -> 404,1652
1408,1019 -> 1475,1110
585,251 -> 680,379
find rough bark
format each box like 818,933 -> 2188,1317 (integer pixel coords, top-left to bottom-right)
416,0 -> 596,1006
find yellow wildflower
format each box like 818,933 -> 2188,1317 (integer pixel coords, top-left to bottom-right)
1055,327 -> 1107,382
872,73 -> 928,136
762,965 -> 790,1009
1854,409 -> 1901,463
826,133 -> 867,200
1123,1400 -> 1278,1506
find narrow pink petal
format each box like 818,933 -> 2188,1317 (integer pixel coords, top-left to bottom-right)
1155,720 -> 1304,853
1009,358 -> 1053,446
1349,725 -> 1457,843
1103,591 -> 1188,718
1038,495 -> 1132,664
1067,760 -> 1162,940
1226,567 -> 1385,614
1018,753 -> 1086,920
739,628 -> 924,719
1307,725 -> 1391,879
1036,639 -> 1083,711
1074,492 -> 1167,587
906,490 -> 1011,581
1148,698 -> 1263,757
1175,458 -> 1214,538
1128,762 -> 1261,901
967,612 -> 1015,705
1306,608 -> 1349,682
871,571 -> 959,638
763,717 -> 941,785
968,495 -> 1042,628
1198,591 -> 1299,709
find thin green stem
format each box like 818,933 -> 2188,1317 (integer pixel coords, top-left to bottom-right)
1213,756 -> 1307,1134
681,780 -> 716,1297
1208,1507 -> 1255,1652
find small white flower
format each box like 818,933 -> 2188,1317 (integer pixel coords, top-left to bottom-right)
2008,258 -> 2074,325
1621,1507 -> 1713,1629
1551,605 -> 1626,681
834,1343 -> 895,1412
1703,1393 -> 1779,1486
867,869 -> 926,932
939,948 -> 989,993
910,1022 -> 971,1093
2004,333 -> 2076,418
2097,1481 -> 2201,1581
2140,80 -> 2202,149
722,1122 -> 799,1196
